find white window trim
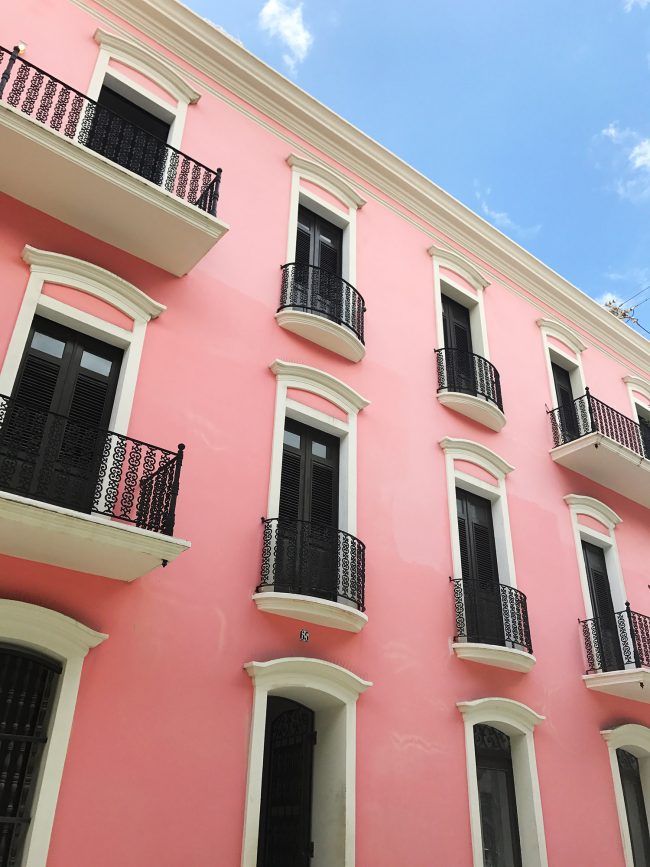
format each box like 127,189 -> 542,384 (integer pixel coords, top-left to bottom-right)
623,375 -> 650,427
0,246 -> 164,435
267,360 -> 369,536
0,599 -> 107,867
440,437 -> 517,588
564,494 -> 626,620
241,657 -> 371,867
537,318 -> 587,409
602,724 -> 650,867
285,154 -> 365,287
88,29 -> 201,151
429,245 -> 490,358
458,697 -> 548,867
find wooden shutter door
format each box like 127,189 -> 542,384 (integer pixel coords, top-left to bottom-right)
582,541 -> 623,671
276,423 -> 306,593
457,489 -> 504,646
442,295 -> 475,394
306,440 -> 338,601
617,749 -> 650,867
639,414 -> 650,459
551,362 -> 580,440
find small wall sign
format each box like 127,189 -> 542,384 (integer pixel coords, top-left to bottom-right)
299,629 -> 310,642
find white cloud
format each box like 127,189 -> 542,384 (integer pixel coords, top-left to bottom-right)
630,139 -> 650,170
624,0 -> 650,10
473,184 -> 541,240
597,122 -> 650,201
258,0 -> 313,73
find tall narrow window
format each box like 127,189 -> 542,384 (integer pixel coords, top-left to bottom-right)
0,316 -> 123,512
276,419 -> 340,600
582,541 -> 623,672
257,696 -> 315,867
456,488 -> 504,646
86,85 -> 171,184
637,407 -> 650,460
292,207 -> 344,326
0,645 -> 61,867
442,294 -> 475,394
551,361 -> 579,440
617,749 -> 650,867
474,724 -> 522,867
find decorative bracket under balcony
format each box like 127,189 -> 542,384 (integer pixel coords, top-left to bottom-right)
435,348 -> 506,431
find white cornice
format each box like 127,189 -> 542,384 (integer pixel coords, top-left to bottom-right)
440,436 -> 514,479
78,0 -> 650,373
0,599 -> 107,659
244,657 -> 372,701
537,318 -> 587,354
94,28 -> 200,103
270,359 -> 370,413
429,245 -> 489,290
564,494 -> 622,529
457,697 -> 544,733
624,375 -> 650,402
22,245 -> 165,321
287,153 -> 366,209
602,724 -> 650,753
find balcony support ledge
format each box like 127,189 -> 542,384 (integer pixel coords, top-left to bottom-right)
438,391 -> 506,431
275,309 -> 365,361
253,590 -> 367,633
583,669 -> 650,704
452,641 -> 536,673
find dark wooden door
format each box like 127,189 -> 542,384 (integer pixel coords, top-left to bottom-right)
617,749 -> 650,867
258,697 -> 315,867
295,206 -> 343,321
551,361 -> 580,440
456,488 -> 504,647
640,414 -> 650,460
474,725 -> 523,867
86,85 -> 170,184
276,419 -> 339,599
582,541 -> 623,671
442,294 -> 475,394
0,317 -> 122,511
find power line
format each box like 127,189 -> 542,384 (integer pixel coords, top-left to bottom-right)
622,282 -> 650,306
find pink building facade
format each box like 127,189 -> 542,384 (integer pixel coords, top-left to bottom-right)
0,2 -> 649,865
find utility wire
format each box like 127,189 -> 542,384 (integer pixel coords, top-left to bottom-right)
622,282 -> 650,306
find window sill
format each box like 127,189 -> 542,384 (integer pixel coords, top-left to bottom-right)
437,391 -> 506,432
452,641 -> 536,673
583,669 -> 650,704
0,489 -> 189,580
253,590 -> 367,632
275,309 -> 365,362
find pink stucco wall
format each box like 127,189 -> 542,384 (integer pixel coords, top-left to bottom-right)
1,3 -> 649,866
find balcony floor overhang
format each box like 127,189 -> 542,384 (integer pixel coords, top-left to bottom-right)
550,431 -> 650,508
0,489 -> 189,581
583,669 -> 650,703
0,102 -> 229,275
452,641 -> 536,673
275,309 -> 365,361
253,590 -> 367,632
437,391 -> 506,431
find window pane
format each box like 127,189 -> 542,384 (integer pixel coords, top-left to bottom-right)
283,430 -> 301,449
31,332 -> 65,358
477,767 -> 520,867
80,351 -> 113,377
618,749 -> 650,866
312,441 -> 327,459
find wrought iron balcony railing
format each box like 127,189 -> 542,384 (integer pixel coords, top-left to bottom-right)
0,394 -> 184,536
580,603 -> 650,675
258,518 -> 366,610
279,263 -> 366,344
435,347 -> 504,411
548,388 -> 650,460
0,44 -> 222,215
451,578 -> 533,654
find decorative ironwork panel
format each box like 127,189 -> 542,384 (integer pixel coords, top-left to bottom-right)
435,347 -> 504,412
258,518 -> 366,611
474,724 -> 511,755
0,46 -> 222,215
579,604 -> 650,674
0,393 -> 184,536
279,263 -> 366,344
450,578 -> 533,654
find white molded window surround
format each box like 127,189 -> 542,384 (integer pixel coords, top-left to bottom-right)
0,599 -> 107,867
0,246 -> 164,435
624,375 -> 650,436
602,724 -> 650,867
241,657 -> 371,867
440,438 -> 533,671
254,360 -> 369,632
429,246 -> 490,358
88,29 -> 201,150
537,318 -> 587,410
458,698 -> 548,867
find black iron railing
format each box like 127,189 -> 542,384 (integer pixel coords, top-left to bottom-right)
0,394 -> 184,535
258,518 -> 365,610
548,388 -> 649,459
580,603 -> 650,674
279,263 -> 366,344
0,44 -> 222,215
435,348 -> 504,411
451,578 -> 533,654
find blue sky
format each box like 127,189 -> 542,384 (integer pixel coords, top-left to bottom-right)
189,0 -> 650,337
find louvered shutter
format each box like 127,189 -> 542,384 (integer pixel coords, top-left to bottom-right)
582,541 -> 622,671
617,749 -> 650,865
442,294 -> 472,354
309,463 -> 336,527
639,415 -> 650,459
278,450 -> 302,522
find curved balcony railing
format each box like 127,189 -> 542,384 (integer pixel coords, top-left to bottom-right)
548,388 -> 650,459
258,518 -> 366,610
0,45 -> 222,215
580,603 -> 650,674
279,263 -> 366,344
435,348 -> 504,411
0,393 -> 184,535
451,578 -> 533,654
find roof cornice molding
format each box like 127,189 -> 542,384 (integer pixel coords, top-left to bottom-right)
94,27 -> 201,103
429,245 -> 489,290
537,318 -> 588,354
22,245 -> 165,321
287,154 -> 365,209
84,0 -> 650,372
